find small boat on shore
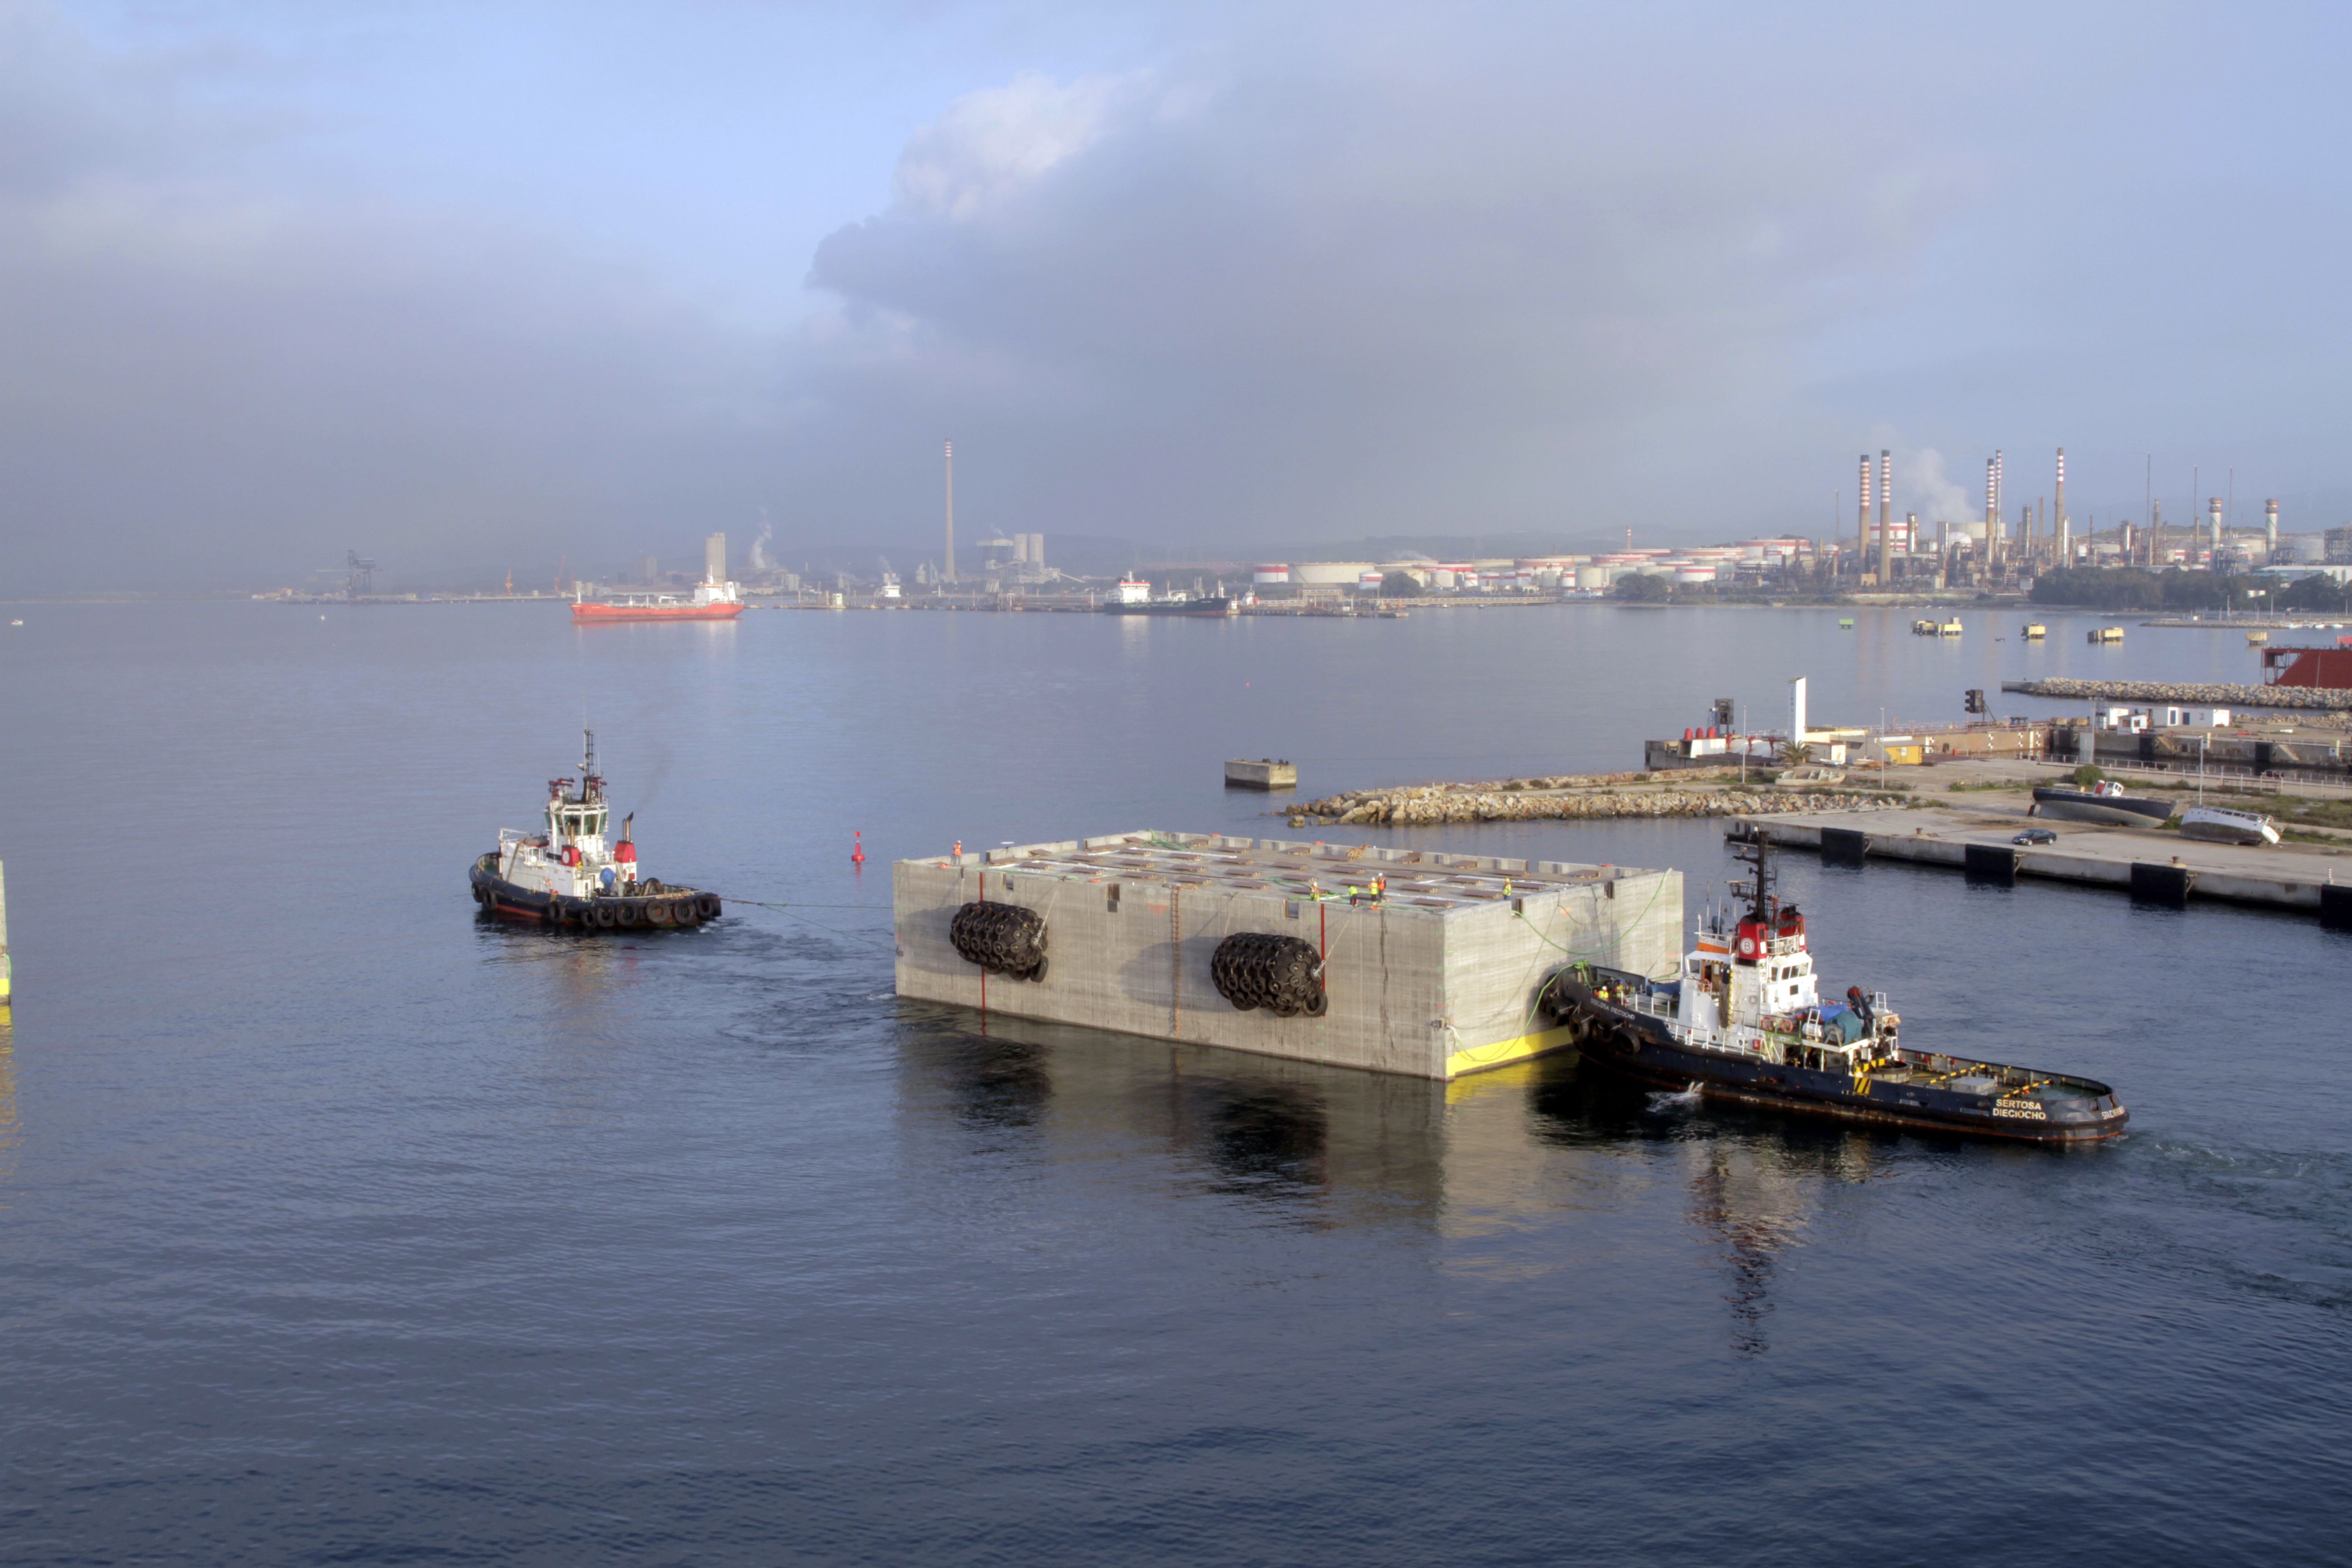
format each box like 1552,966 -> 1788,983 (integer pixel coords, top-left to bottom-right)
468,732 -> 720,929
2178,804 -> 2281,846
2030,782 -> 2175,828
1544,837 -> 2127,1142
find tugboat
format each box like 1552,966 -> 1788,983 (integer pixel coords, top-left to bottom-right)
468,732 -> 721,930
1543,836 -> 2127,1142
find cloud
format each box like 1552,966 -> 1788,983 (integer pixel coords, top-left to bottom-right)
788,31 -> 1969,549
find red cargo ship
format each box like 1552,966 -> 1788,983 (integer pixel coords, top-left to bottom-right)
570,578 -> 744,622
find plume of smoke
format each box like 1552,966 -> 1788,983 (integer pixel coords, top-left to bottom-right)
1900,449 -> 1980,539
749,508 -> 774,571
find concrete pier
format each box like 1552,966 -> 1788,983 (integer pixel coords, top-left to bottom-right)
1741,804 -> 2352,926
893,831 -> 1683,1079
1225,758 -> 1298,789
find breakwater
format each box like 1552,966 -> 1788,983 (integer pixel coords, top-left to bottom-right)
1290,779 -> 1902,827
2002,677 -> 2352,713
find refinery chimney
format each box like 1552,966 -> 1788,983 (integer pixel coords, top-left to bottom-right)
2267,499 -> 2280,559
2209,496 -> 2224,559
1984,456 -> 1998,563
1877,450 -> 1892,583
1993,451 -> 2005,566
943,441 -> 957,584
1857,454 -> 1872,569
2054,450 -> 2068,567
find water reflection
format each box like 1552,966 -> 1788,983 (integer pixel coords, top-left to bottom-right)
1526,1050 -> 1887,1355
0,1011 -> 15,1210
894,1007 -> 1445,1227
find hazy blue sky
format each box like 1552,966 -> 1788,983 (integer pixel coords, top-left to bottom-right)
5,0 -> 2347,590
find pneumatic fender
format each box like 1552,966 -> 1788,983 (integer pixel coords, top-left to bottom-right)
1210,932 -> 1326,1016
949,902 -> 1049,980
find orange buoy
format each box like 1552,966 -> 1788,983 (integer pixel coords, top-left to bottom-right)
851,831 -> 866,864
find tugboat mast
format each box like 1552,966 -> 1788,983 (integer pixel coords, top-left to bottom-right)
1731,833 -> 1775,926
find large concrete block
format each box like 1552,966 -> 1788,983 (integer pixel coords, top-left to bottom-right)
893,831 -> 1682,1080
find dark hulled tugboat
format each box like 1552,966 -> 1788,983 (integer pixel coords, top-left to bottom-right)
1543,837 -> 2127,1142
468,731 -> 721,931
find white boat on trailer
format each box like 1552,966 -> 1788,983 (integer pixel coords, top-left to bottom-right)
469,731 -> 720,931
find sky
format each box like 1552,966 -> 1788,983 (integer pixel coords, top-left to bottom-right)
5,0 -> 2350,592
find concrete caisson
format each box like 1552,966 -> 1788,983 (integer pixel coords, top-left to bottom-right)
893,831 -> 1683,1080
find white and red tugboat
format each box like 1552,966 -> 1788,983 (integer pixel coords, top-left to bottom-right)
468,732 -> 720,930
1544,835 -> 2127,1142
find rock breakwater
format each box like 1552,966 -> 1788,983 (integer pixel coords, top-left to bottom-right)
2003,677 -> 2352,712
1289,785 -> 1899,828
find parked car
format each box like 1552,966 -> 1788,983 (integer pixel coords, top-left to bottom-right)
2012,828 -> 2057,845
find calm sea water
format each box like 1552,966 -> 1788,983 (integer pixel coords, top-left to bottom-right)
0,600 -> 2345,1565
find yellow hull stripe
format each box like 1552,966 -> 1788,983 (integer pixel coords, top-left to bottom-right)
1444,1023 -> 1575,1080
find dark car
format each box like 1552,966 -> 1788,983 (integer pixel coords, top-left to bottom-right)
2012,827 -> 2058,845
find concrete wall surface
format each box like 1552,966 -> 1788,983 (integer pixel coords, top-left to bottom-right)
893,831 -> 1682,1079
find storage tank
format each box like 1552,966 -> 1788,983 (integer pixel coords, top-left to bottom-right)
1293,561 -> 1375,585
1577,566 -> 1612,591
1252,563 -> 1291,586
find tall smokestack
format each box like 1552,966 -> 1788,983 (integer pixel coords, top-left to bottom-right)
1993,450 -> 2006,566
2209,496 -> 2224,558
1877,449 -> 1892,583
2054,449 -> 2068,567
1857,454 -> 1872,568
943,440 -> 957,584
1984,456 -> 1998,564
2266,498 -> 2280,558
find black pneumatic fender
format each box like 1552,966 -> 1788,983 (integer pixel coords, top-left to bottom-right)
950,902 -> 1049,980
1210,932 -> 1326,1016
698,894 -> 721,921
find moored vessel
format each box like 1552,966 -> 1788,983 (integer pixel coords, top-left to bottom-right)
468,732 -> 720,930
1098,593 -> 1236,617
1544,836 -> 2127,1142
2030,781 -> 2174,828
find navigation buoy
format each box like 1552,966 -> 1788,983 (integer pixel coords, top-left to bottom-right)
851,831 -> 866,864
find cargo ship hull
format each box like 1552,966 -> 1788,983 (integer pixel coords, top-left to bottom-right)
569,601 -> 744,622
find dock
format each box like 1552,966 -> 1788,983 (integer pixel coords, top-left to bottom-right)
893,831 -> 1682,1079
1740,802 -> 2352,926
